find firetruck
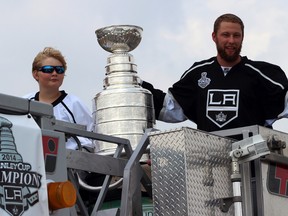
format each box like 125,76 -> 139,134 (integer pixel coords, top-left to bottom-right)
1,90 -> 288,216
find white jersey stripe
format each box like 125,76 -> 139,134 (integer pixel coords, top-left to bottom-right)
245,63 -> 285,90
181,60 -> 215,79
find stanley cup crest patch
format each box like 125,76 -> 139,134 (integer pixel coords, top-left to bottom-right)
198,72 -> 211,89
206,89 -> 239,128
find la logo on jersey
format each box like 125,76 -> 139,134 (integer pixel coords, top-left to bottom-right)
206,89 -> 239,128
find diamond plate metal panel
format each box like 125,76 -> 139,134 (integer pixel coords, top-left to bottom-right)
149,127 -> 234,216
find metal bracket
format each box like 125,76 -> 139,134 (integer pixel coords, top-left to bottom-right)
219,196 -> 242,213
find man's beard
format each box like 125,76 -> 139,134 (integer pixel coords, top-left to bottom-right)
217,44 -> 242,62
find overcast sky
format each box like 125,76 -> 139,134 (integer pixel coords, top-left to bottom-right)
1,0 -> 288,133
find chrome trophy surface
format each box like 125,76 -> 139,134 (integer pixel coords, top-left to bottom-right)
95,25 -> 142,53
94,25 -> 155,155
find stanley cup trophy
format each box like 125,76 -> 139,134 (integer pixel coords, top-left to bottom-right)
94,25 -> 155,155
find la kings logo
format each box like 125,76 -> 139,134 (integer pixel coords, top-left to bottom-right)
0,116 -> 42,216
206,89 -> 239,128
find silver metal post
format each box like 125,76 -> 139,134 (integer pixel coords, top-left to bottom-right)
231,159 -> 243,216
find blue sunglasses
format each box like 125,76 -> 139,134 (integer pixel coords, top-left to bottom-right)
38,65 -> 65,74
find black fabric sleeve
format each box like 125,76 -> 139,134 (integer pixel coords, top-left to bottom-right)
142,81 -> 166,119
258,63 -> 288,119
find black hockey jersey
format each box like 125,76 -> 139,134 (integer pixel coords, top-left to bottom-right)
143,56 -> 288,132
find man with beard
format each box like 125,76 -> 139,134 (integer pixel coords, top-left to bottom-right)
141,13 -> 288,132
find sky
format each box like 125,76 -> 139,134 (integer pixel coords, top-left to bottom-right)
1,0 -> 288,133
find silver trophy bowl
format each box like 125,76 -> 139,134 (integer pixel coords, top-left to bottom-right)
95,25 -> 143,53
